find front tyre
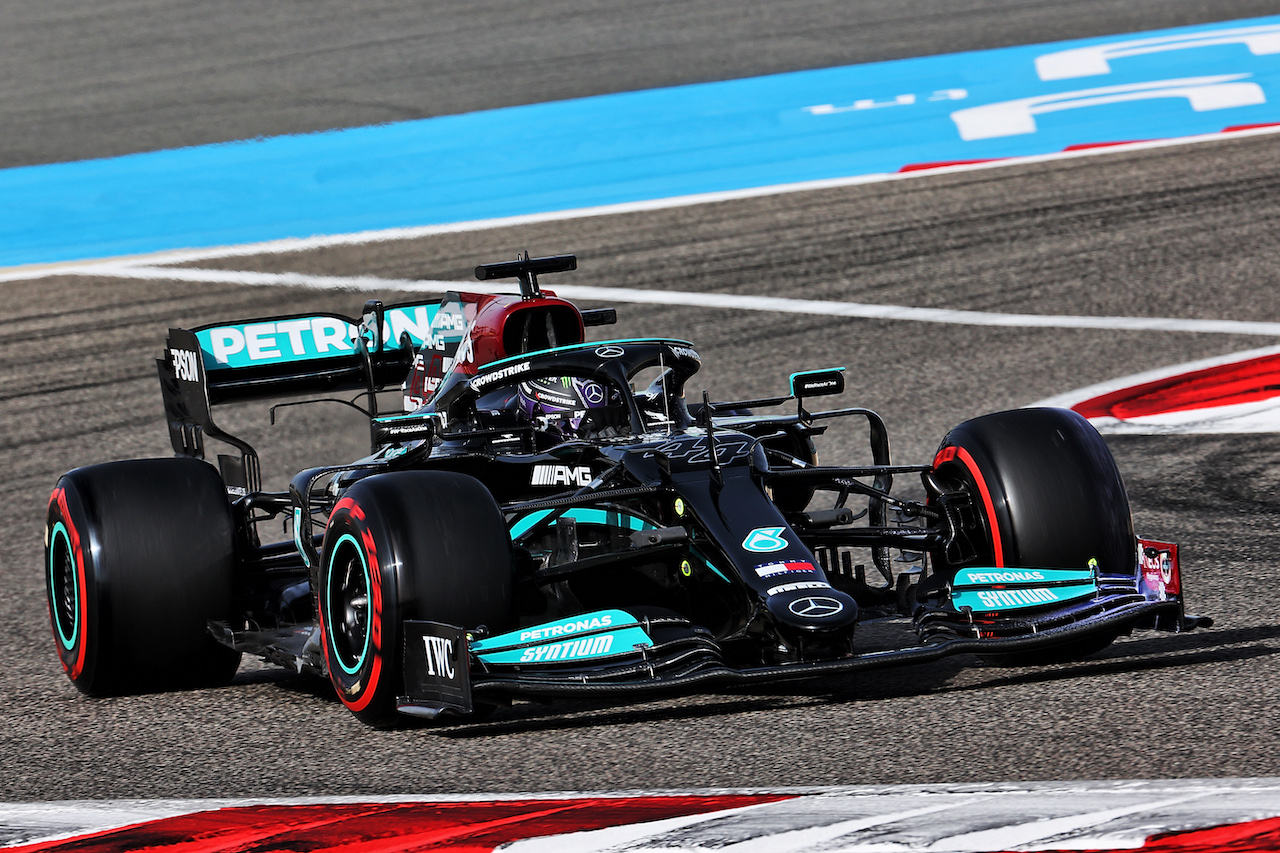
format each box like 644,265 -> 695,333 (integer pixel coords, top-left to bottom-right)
319,471 -> 514,727
45,458 -> 242,695
930,407 -> 1136,664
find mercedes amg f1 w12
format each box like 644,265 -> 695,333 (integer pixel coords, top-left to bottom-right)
45,253 -> 1210,725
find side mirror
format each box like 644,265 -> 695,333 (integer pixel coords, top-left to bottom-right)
371,412 -> 436,448
789,367 -> 846,399
581,308 -> 618,327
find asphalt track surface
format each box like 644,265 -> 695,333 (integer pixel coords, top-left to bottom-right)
3,1 -> 1280,803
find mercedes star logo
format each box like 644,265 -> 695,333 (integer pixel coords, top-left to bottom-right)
595,345 -> 625,358
788,596 -> 845,618
581,382 -> 606,404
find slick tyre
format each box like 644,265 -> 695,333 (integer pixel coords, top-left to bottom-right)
45,458 -> 242,695
931,407 -> 1136,665
319,471 -> 514,727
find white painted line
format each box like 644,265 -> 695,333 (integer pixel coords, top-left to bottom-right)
82,264 -> 1280,337
718,800 -> 980,853
951,75 -> 1265,141
921,792 -> 1212,852
0,800 -> 217,849
0,258 -> 129,283
2,122 -> 1280,282
85,263 -> 471,293
504,799 -> 982,853
500,800 -> 788,853
1035,24 -> 1280,80
1072,397 -> 1280,435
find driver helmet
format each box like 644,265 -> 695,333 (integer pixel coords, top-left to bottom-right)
517,376 -> 613,437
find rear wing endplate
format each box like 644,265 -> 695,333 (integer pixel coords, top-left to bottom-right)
158,299 -> 441,493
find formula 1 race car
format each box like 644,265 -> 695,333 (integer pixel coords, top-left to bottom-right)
45,253 -> 1210,726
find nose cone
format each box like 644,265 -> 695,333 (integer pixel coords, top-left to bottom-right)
766,586 -> 859,633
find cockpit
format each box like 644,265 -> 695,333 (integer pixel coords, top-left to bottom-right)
430,339 -> 703,446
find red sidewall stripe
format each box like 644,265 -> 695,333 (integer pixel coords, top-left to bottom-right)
323,498 -> 385,714
934,445 -> 1004,567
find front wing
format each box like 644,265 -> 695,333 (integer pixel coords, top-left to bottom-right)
396,593 -> 1200,719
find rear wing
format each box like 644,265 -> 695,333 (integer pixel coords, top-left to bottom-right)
159,253 -> 615,495
158,299 -> 441,494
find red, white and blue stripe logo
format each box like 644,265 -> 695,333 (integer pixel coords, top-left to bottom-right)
754,561 -> 818,579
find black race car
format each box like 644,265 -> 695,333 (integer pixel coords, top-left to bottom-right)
45,253 -> 1209,726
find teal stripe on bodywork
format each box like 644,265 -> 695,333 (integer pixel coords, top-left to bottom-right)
472,609 -> 653,665
509,509 -> 732,582
475,625 -> 654,665
509,507 -> 657,539
195,303 -> 438,370
952,566 -> 1099,612
952,583 -> 1098,612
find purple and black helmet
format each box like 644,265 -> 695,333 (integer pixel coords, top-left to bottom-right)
517,376 -> 612,437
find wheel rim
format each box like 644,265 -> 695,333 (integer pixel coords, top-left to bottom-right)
932,454 -> 1001,567
48,522 -> 79,651
325,533 -> 372,676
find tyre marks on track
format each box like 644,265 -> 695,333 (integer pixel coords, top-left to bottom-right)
13,252 -> 1280,336
17,219 -> 1280,441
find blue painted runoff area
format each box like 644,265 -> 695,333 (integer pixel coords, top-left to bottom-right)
3,15 -> 1280,267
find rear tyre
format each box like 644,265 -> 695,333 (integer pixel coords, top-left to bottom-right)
319,471 -> 514,727
45,458 -> 242,695
930,407 -> 1135,665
